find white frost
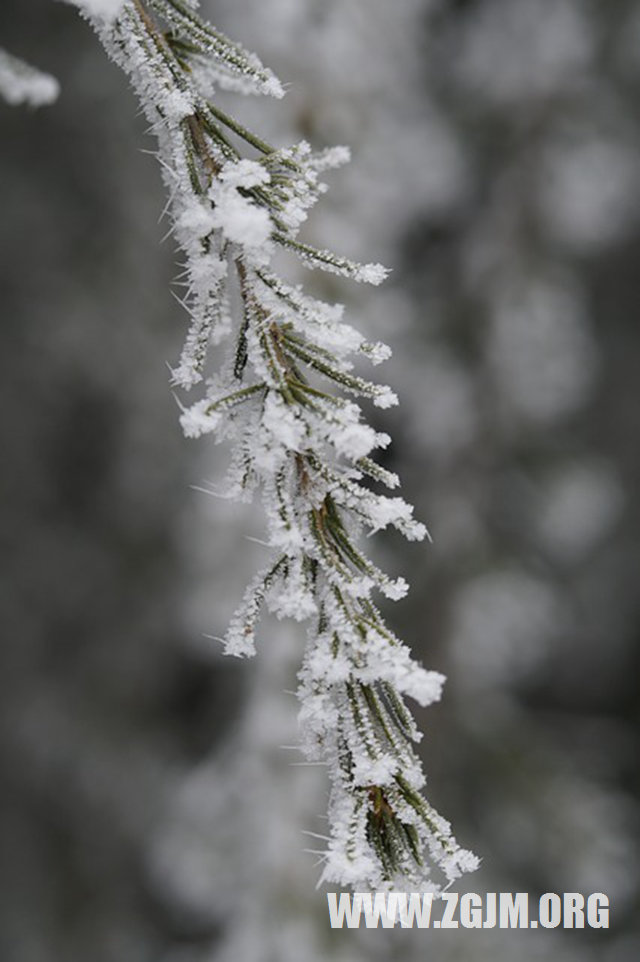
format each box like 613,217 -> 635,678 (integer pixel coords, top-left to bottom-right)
66,0 -> 126,21
79,0 -> 477,893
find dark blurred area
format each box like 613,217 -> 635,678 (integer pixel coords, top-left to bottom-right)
0,1 -> 244,958
1,1 -> 639,961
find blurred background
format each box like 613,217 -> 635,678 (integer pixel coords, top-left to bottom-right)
1,0 -> 639,960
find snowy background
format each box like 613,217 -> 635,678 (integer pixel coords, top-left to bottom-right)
1,0 -> 639,959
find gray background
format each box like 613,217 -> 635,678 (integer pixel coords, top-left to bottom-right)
1,1 -> 639,960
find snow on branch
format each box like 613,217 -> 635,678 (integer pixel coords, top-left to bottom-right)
78,0 -> 478,891
0,48 -> 59,107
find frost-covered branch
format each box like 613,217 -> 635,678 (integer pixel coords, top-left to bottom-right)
77,0 -> 478,890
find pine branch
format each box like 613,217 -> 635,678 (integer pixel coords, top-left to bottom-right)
76,0 -> 478,891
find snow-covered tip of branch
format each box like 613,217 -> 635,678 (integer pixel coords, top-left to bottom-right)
147,0 -> 285,99
0,49 -> 59,107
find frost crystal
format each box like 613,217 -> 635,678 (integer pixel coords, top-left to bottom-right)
79,0 -> 478,891
67,0 -> 127,21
